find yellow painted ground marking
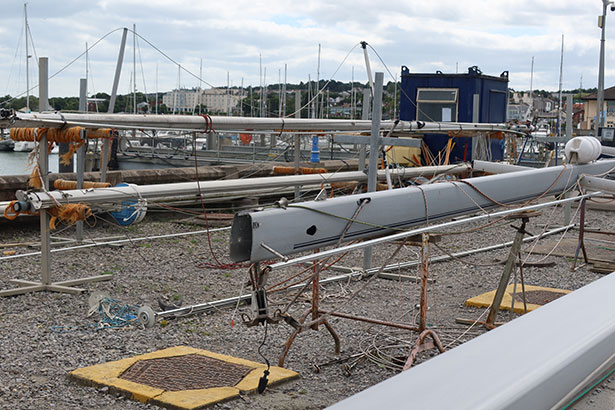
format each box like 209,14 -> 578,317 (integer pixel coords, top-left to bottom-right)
69,345 -> 299,409
465,284 -> 571,313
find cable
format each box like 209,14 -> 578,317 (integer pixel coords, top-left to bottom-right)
286,43 -> 361,118
1,27 -> 125,107
366,43 -> 436,122
256,321 -> 270,394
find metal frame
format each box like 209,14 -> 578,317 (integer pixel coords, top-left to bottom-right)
0,111 -> 111,296
327,272 -> 615,410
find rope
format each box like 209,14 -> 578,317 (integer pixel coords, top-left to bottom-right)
48,203 -> 92,230
50,296 -> 138,333
3,200 -> 39,220
273,166 -> 328,175
53,179 -> 111,190
11,127 -> 112,188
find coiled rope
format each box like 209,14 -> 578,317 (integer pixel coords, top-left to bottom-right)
50,296 -> 139,333
10,127 -> 112,189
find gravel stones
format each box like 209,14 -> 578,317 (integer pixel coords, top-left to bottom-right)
0,205 -> 611,409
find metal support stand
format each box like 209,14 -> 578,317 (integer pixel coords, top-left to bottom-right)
402,233 -> 445,370
278,249 -> 341,367
484,213 -> 533,327
0,132 -> 112,297
453,212 -> 536,329
571,198 -> 589,271
278,233 -> 445,370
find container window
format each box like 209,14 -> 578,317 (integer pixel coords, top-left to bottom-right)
416,88 -> 458,122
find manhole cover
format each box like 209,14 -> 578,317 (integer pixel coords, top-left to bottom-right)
513,290 -> 567,305
119,354 -> 253,391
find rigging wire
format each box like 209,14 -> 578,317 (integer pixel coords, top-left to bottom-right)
4,15 -> 25,97
0,27 -> 126,107
367,43 -> 436,122
136,34 -> 148,99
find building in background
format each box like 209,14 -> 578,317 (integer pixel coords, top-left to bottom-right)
581,86 -> 615,130
162,88 -> 242,114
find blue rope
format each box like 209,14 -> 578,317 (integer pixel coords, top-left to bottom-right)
50,297 -> 138,333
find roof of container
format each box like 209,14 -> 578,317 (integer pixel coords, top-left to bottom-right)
401,65 -> 509,83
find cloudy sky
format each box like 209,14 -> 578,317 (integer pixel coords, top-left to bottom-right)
0,0 -> 612,98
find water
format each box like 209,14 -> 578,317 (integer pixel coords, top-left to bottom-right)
0,151 -> 60,175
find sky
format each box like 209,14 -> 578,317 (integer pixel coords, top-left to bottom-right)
0,0 -> 612,98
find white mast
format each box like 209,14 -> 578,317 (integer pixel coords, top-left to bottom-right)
259,54 -> 263,117
263,67 -> 267,117
198,58 -> 203,115
24,3 -> 30,111
394,73 -> 398,119
240,77 -> 244,117
227,71 -> 230,116
155,62 -> 158,114
351,66 -> 355,119
308,74 -> 312,118
133,23 -> 137,114
529,56 -> 534,113
315,44 -> 321,118
85,42 -> 88,95
282,64 -> 287,117
558,34 -> 564,137
278,68 -> 282,117
85,42 -> 90,111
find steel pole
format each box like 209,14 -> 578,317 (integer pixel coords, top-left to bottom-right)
294,90 -> 302,201
363,73 -> 384,270
360,88 -> 370,170
20,166 -> 468,210
0,112 -> 528,136
38,131 -> 51,285
596,0 -> 610,134
367,73 -> 384,193
102,27 -> 128,181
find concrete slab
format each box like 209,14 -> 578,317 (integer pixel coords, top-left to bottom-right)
69,345 -> 298,409
465,284 -> 571,313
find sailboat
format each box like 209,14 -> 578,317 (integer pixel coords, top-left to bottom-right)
0,130 -> 14,151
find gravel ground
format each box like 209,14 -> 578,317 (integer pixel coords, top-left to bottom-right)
0,201 -> 612,410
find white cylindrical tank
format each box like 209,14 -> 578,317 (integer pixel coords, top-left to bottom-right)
565,137 -> 602,164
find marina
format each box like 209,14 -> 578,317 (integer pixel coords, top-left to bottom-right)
0,2 -> 615,410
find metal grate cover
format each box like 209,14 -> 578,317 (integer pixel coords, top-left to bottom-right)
119,354 -> 253,391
